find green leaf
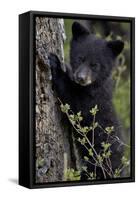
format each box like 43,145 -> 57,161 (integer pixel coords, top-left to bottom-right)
69,114 -> 75,120
84,156 -> 89,161
101,142 -> 111,151
93,122 -> 98,129
97,155 -> 103,163
81,126 -> 89,133
60,103 -> 70,113
77,137 -> 81,142
88,149 -> 93,157
65,168 -> 80,181
121,156 -> 129,167
102,150 -> 112,158
89,172 -> 96,180
114,168 -> 121,178
36,158 -> 45,168
82,166 -> 87,172
78,137 -> 87,145
90,105 -> 99,115
105,126 -> 114,134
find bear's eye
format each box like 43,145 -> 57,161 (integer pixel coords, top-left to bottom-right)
90,63 -> 100,71
78,56 -> 85,63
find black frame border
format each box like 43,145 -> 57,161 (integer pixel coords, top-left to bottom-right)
19,10 -> 135,189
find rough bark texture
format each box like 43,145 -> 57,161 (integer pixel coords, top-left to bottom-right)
35,17 -> 78,183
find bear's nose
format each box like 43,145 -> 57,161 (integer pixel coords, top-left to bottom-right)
77,74 -> 86,83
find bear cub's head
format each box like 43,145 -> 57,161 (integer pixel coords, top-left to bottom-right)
70,22 -> 124,87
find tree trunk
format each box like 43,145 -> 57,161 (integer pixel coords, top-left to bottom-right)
35,17 -> 78,183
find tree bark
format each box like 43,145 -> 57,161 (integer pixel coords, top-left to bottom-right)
35,17 -> 79,183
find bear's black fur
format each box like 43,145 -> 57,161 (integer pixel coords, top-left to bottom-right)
49,22 -> 125,180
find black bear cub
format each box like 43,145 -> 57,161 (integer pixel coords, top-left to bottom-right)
49,22 -> 125,180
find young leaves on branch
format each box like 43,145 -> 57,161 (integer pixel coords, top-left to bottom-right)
59,101 -> 130,180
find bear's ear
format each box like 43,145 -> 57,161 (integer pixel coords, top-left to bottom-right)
72,22 -> 90,39
107,40 -> 124,57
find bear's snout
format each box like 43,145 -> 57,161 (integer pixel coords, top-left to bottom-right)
73,65 -> 93,86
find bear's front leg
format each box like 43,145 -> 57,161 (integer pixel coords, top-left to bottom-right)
48,53 -> 72,103
48,53 -> 63,82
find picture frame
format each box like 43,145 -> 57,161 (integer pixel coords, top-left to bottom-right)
19,11 -> 135,189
